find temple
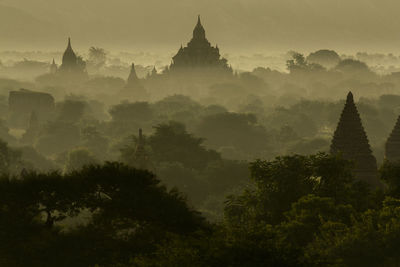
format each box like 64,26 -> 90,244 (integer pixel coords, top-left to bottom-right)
59,38 -> 86,74
50,59 -> 57,74
122,63 -> 148,100
330,92 -> 381,187
170,16 -> 230,71
134,129 -> 149,169
126,63 -> 142,88
8,89 -> 55,128
385,115 -> 400,162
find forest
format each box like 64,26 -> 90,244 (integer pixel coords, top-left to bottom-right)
1,5 -> 400,266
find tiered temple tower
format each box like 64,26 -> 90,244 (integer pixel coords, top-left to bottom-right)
170,16 -> 230,71
50,59 -> 57,74
134,129 -> 149,170
59,38 -> 85,74
126,63 -> 143,88
330,92 -> 381,187
385,115 -> 400,162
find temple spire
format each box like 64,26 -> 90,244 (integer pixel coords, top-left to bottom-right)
346,91 -> 354,103
152,66 -> 157,76
331,91 -> 381,187
193,15 -> 206,40
134,128 -> 148,169
127,63 -> 139,85
60,37 -> 79,72
385,115 -> 400,162
50,58 -> 57,74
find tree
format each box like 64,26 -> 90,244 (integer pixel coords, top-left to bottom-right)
0,162 -> 207,266
87,47 -> 107,71
196,112 -> 270,158
334,59 -> 371,74
0,139 -> 23,175
307,50 -> 341,69
225,153 -> 373,227
149,121 -> 221,170
287,52 -> 325,73
64,148 -> 98,173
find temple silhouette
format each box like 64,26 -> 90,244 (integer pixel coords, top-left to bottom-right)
120,63 -> 148,100
133,128 -> 149,170
126,63 -> 143,89
385,115 -> 400,162
58,38 -> 86,75
330,92 -> 381,187
169,16 -> 231,72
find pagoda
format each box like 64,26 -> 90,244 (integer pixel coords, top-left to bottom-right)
170,16 -> 230,71
385,115 -> 400,162
330,92 -> 381,187
134,129 -> 149,170
126,63 -> 143,88
59,38 -> 86,74
50,59 -> 57,74
122,63 -> 148,100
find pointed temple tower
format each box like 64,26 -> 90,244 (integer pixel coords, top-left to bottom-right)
122,63 -> 148,100
50,59 -> 57,74
330,92 -> 381,187
151,66 -> 157,76
126,63 -> 142,88
134,128 -> 149,169
59,38 -> 86,74
385,115 -> 400,162
170,16 -> 230,71
60,38 -> 77,71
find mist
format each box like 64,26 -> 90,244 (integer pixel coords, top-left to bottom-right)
1,0 -> 400,52
1,1 -> 400,266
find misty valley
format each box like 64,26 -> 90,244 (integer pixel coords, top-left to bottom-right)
2,13 -> 400,267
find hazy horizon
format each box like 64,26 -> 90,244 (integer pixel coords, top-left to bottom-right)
1,0 -> 400,54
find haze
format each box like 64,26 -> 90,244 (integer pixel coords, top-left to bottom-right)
1,0 -> 400,53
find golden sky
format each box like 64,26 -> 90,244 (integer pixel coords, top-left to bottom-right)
0,0 -> 399,53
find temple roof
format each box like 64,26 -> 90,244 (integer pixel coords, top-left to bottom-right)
62,38 -> 77,66
170,16 -> 230,71
134,128 -> 149,169
193,15 -> 206,40
331,91 -> 380,186
127,63 -> 140,85
385,115 -> 400,162
126,63 -> 148,95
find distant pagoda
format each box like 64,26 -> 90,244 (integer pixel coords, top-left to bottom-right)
330,92 -> 381,187
122,63 -> 148,100
126,63 -> 143,88
385,115 -> 400,162
59,38 -> 86,74
134,128 -> 149,170
170,16 -> 230,71
50,59 -> 57,74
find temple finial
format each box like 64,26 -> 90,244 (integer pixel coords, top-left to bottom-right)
346,91 -> 354,103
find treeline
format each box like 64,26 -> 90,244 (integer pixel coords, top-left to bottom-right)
2,154 -> 400,266
0,92 -> 399,219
